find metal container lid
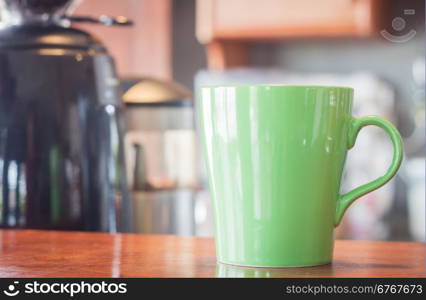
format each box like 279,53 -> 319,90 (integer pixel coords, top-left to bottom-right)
122,77 -> 192,107
0,24 -> 104,50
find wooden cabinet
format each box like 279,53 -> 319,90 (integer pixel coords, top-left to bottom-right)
196,0 -> 385,70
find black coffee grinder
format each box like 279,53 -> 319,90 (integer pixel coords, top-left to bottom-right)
0,0 -> 132,232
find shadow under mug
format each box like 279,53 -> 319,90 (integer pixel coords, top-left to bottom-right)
197,85 -> 403,267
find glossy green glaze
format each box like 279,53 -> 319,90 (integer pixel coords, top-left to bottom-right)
197,85 -> 403,267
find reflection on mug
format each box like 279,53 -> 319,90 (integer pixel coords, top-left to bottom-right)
216,263 -> 333,278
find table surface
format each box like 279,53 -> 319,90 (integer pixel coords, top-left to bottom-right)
0,230 -> 424,278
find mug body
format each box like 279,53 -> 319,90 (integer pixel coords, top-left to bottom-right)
198,85 -> 353,267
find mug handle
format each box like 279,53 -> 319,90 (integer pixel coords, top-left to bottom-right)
334,116 -> 403,227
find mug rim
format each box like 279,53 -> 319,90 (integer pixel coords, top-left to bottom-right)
201,84 -> 354,91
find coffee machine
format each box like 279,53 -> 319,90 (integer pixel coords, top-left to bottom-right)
0,0 -> 132,232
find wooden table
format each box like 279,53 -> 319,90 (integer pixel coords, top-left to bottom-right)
0,230 -> 424,278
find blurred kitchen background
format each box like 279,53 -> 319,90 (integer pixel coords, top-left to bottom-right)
1,0 -> 424,241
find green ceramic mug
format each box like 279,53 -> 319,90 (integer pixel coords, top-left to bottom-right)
197,85 -> 403,267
